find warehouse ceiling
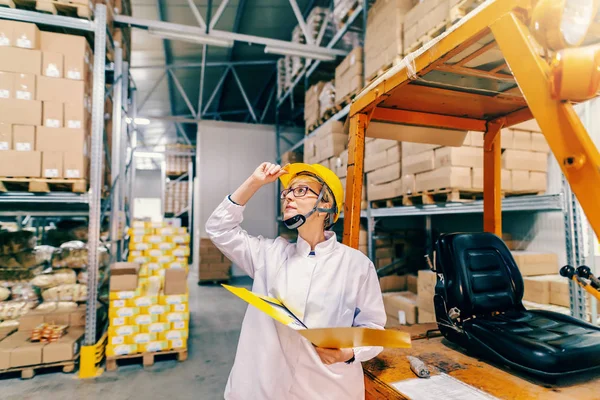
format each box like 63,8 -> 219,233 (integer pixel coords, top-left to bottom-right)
130,0 -> 318,147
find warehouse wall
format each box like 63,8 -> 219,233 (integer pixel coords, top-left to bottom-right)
195,120 -> 302,276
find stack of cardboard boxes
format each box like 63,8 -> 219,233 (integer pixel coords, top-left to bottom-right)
290,26 -> 306,79
0,21 -> 92,180
364,138 -> 403,201
373,230 -> 426,270
318,81 -> 336,119
304,120 -> 348,167
334,48 -> 363,104
304,82 -> 326,129
403,0 -> 466,52
106,259 -> 189,357
280,150 -> 303,166
166,151 -> 193,176
165,181 -> 189,216
199,238 -> 232,283
364,0 -> 413,80
333,0 -> 357,26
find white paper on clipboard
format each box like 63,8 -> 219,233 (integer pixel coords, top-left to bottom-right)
391,374 -> 499,400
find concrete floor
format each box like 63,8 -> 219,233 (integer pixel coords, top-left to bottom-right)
2,272 -> 251,400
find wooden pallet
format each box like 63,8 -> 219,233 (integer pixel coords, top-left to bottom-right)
0,360 -> 75,380
406,21 -> 448,54
106,348 -> 187,372
0,178 -> 87,193
198,278 -> 230,285
0,0 -> 92,19
366,55 -> 404,86
336,1 -> 359,28
335,87 -> 361,109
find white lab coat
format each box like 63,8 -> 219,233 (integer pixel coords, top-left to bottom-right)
205,196 -> 387,400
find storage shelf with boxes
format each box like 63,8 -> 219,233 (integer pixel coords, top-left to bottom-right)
199,238 -> 232,284
0,20 -> 94,192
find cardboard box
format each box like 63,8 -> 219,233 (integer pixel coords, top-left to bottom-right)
0,123 -> 11,150
402,142 -> 439,157
502,150 -> 548,172
401,174 -> 416,195
366,139 -> 398,155
110,262 -> 140,292
379,275 -> 407,293
36,76 -> 86,105
36,127 -> 86,153
382,292 -> 418,325
0,47 -> 41,74
42,327 -> 84,363
10,339 -> 45,367
63,151 -> 87,179
13,125 -> 35,151
40,31 -> 92,63
0,71 -> 14,99
368,123 -> 467,147
471,168 -> 512,191
367,178 -> 402,201
364,150 -> 388,173
523,276 -> 553,304
407,274 -> 418,294
531,133 -> 550,153
402,150 -> 435,175
417,270 -> 436,313
512,251 -> 558,276
64,103 -> 88,129
0,19 -> 15,47
550,277 -> 570,307
415,166 -> 472,192
164,269 -> 187,295
42,52 -> 63,78
368,162 -> 401,185
512,118 -> 541,132
42,151 -> 63,178
0,99 -> 41,125
43,102 -> 63,128
14,74 -> 35,101
0,150 -> 40,177
418,309 -> 436,324
13,21 -> 40,49
511,130 -> 532,151
64,54 -> 90,81
434,146 -> 482,169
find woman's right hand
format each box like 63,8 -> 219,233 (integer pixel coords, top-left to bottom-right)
251,162 -> 288,186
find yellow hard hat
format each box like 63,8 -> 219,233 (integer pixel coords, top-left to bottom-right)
279,163 -> 344,223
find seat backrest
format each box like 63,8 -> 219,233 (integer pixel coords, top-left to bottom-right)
435,232 -> 524,316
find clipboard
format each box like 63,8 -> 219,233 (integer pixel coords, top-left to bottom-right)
222,285 -> 411,349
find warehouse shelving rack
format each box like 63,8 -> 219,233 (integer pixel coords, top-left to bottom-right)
0,4 -> 136,377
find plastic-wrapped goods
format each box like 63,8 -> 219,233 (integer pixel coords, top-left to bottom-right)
0,231 -> 37,256
0,301 -> 36,320
35,301 -> 78,312
0,319 -> 19,328
10,283 -> 38,303
0,287 -> 9,301
52,241 -> 109,269
319,81 -> 336,118
31,323 -> 68,342
30,269 -> 77,288
42,284 -> 87,302
146,276 -> 162,296
77,269 -> 105,285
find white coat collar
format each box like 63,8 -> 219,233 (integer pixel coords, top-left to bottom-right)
296,231 -> 337,258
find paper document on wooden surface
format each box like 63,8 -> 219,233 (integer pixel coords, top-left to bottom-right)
392,374 -> 498,400
222,285 -> 411,349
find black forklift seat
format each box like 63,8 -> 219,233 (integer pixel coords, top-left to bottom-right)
433,232 -> 600,379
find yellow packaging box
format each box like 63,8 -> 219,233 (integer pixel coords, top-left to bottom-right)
131,255 -> 149,264
175,257 -> 189,265
153,242 -> 175,251
171,303 -> 188,313
129,314 -> 159,326
106,344 -> 138,357
171,246 -> 190,257
140,340 -> 169,353
127,332 -> 158,344
151,269 -> 166,278
145,248 -> 164,258
110,316 -> 128,327
108,307 -> 140,319
159,329 -> 189,341
165,261 -> 187,271
132,221 -> 145,228
128,227 -> 151,236
129,242 -> 150,251
144,235 -> 164,244
108,335 -> 130,345
139,265 -> 149,277
110,299 -> 127,308
141,304 -> 168,316
109,289 -> 140,300
155,227 -> 175,235
160,294 -> 189,305
150,255 -> 174,264
108,325 -> 140,337
130,235 -> 144,243
145,221 -> 166,229
146,262 -> 162,272
141,322 -> 171,334
171,320 -> 189,331
160,312 -> 189,323
169,338 -> 187,350
169,234 -> 190,244
127,295 -> 158,308
129,250 -> 143,258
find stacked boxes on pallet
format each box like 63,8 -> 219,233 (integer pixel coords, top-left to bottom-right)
334,47 -> 363,105
0,22 -> 92,180
199,238 -> 232,282
364,0 -> 413,81
304,82 -> 326,130
318,81 -> 336,120
290,26 -> 306,79
165,181 -> 189,216
108,221 -> 190,357
166,150 -> 193,176
304,120 -> 347,167
364,138 -> 403,201
373,230 -> 426,270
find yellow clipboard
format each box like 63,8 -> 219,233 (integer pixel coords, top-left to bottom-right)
222,285 -> 411,349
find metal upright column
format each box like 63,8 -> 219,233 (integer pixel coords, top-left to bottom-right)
187,161 -> 194,233
80,3 -> 107,378
119,60 -> 130,259
192,125 -> 202,275
110,46 -> 123,264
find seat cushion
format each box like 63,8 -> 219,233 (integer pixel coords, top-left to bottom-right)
465,309 -> 600,375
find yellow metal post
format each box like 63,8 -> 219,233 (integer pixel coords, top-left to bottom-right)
483,121 -> 503,236
79,345 -> 100,378
343,114 -> 368,248
492,12 -> 600,240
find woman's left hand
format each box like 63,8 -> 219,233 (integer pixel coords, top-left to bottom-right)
315,347 -> 354,365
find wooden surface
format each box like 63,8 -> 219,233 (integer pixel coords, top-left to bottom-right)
363,335 -> 600,399
106,349 -> 187,372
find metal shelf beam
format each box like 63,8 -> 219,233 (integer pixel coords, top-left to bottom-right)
0,7 -> 94,31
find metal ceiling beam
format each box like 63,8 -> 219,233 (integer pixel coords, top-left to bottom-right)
156,0 -> 177,118
231,67 -> 257,122
260,86 -> 276,123
209,0 -> 229,31
169,69 -> 197,118
186,0 -> 207,29
136,70 -> 167,114
131,60 -> 276,70
198,0 -> 212,121
114,15 -> 348,56
202,67 -> 230,116
288,0 -> 314,45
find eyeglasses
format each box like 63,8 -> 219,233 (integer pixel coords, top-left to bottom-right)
280,186 -> 319,199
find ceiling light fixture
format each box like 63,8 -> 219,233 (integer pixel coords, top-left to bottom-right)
148,28 -> 234,48
264,45 -> 336,62
126,117 -> 151,125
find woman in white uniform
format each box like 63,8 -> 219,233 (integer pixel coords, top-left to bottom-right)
205,161 -> 386,400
